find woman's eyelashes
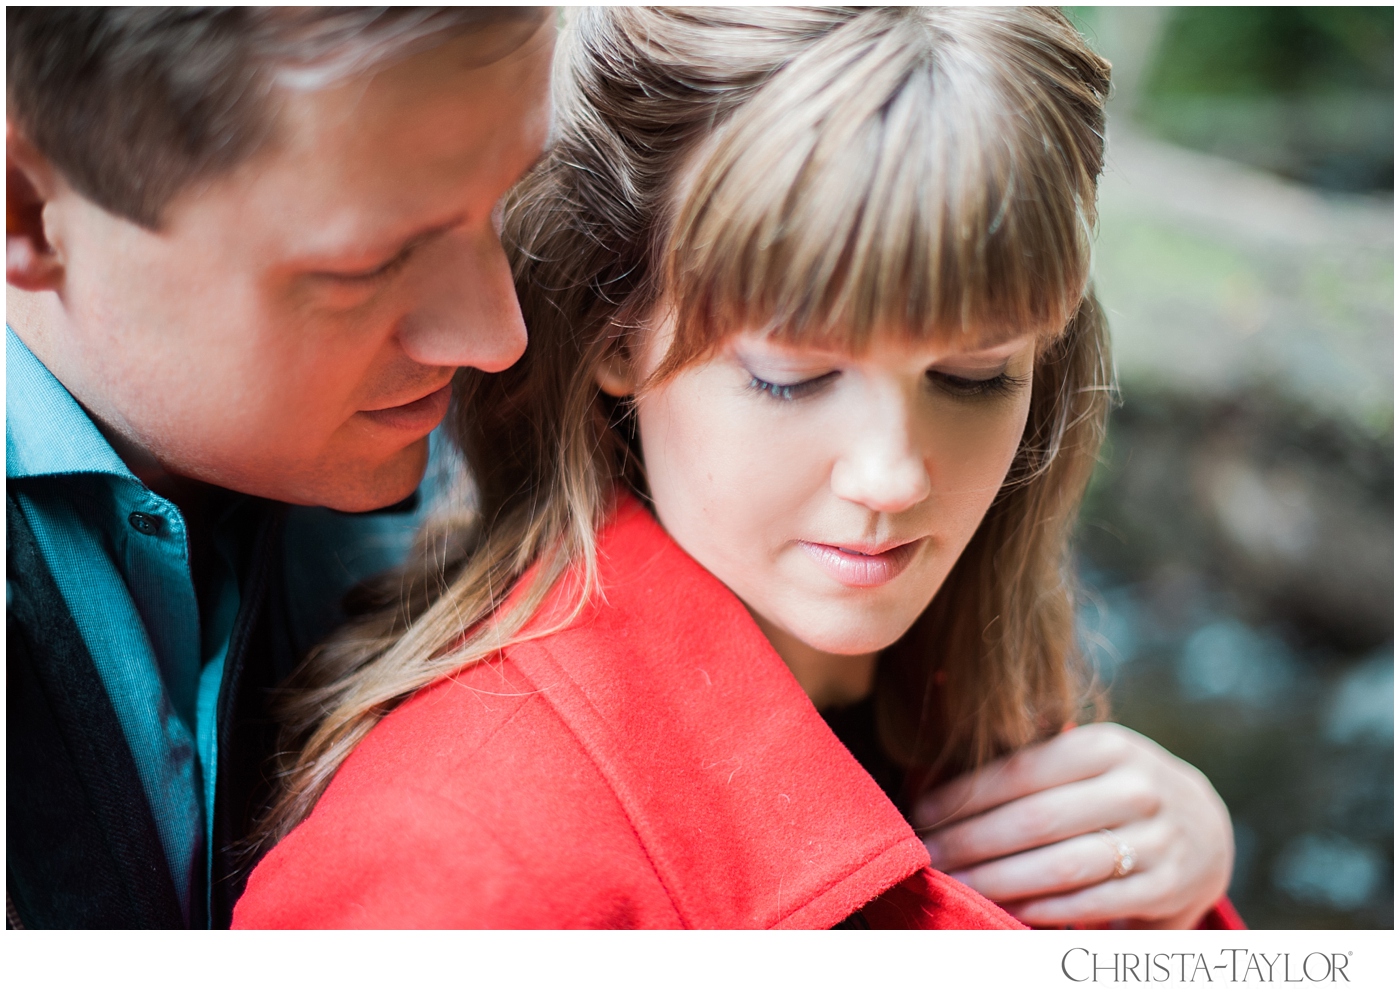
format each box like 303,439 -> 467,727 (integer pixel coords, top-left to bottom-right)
927,367 -> 1030,399
746,370 -> 838,402
745,366 -> 1030,403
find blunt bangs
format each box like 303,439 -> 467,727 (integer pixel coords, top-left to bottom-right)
657,7 -> 1106,374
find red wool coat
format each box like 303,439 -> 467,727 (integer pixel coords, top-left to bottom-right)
234,498 -> 1023,929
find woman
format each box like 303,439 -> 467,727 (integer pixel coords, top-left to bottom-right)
235,7 -> 1238,929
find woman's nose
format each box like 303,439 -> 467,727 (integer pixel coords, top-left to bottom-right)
829,401 -> 932,514
395,225 -> 528,373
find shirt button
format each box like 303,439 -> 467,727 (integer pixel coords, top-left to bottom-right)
128,511 -> 162,536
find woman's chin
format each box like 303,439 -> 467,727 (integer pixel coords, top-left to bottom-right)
737,567 -> 936,662
778,612 -> 920,660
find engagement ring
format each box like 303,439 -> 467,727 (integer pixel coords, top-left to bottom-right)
1100,828 -> 1137,878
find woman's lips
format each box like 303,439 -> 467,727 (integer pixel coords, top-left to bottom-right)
358,382 -> 453,435
796,538 -> 924,588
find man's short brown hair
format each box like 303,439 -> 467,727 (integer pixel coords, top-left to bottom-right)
7,7 -> 546,229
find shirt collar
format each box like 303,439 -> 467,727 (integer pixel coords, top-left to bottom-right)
7,325 -> 137,482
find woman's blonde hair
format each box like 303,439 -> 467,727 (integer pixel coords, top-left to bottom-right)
256,6 -> 1114,848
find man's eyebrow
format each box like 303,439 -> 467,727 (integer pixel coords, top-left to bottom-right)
301,215 -> 466,277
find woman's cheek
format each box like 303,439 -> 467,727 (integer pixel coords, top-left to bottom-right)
938,395 -> 1032,493
637,372 -> 754,546
687,397 -> 811,542
638,372 -> 825,587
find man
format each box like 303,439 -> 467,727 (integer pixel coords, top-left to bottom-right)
6,7 -> 553,928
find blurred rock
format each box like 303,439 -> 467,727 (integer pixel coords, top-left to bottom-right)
1094,126 -> 1393,436
1191,427 -> 1393,646
1197,458 -> 1315,563
1081,390 -> 1393,651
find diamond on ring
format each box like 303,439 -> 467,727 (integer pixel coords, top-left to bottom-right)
1100,828 -> 1137,878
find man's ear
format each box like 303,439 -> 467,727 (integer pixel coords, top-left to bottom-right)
595,348 -> 636,398
7,122 -> 65,292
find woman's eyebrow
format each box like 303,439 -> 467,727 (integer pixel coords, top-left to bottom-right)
941,333 -> 1038,359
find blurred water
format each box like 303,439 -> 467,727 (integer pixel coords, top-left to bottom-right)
1077,552 -> 1393,928
1177,619 -> 1300,703
1325,650 -> 1395,746
1274,834 -> 1384,911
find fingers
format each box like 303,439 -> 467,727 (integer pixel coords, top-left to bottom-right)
912,724 -> 1136,829
1002,859 -> 1200,927
1002,873 -> 1163,927
914,723 -> 1239,928
947,821 -> 1165,904
922,768 -> 1158,871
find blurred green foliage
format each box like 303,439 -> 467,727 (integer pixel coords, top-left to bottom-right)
1067,6 -> 1394,191
1147,7 -> 1392,96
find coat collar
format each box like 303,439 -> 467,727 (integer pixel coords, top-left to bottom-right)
503,495 -> 933,928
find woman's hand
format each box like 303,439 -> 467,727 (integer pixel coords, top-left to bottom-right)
913,723 -> 1234,928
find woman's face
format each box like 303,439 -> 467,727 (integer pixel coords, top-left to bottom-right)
609,314 -> 1037,665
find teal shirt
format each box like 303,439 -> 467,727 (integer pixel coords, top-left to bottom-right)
6,326 -> 427,926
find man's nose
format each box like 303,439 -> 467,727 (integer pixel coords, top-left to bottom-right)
395,225 -> 527,373
829,395 -> 932,514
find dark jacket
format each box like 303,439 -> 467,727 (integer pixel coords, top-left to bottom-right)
6,492 -> 296,929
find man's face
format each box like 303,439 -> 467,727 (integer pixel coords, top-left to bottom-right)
31,21 -> 553,510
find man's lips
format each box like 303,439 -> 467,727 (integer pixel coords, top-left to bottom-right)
796,538 -> 925,588
358,382 -> 453,434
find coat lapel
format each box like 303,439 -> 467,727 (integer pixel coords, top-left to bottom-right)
506,498 -> 933,928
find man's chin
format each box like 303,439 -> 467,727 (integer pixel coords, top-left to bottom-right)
312,481 -> 421,514
285,442 -> 431,512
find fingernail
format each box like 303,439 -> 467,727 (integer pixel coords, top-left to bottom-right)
948,871 -> 972,886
